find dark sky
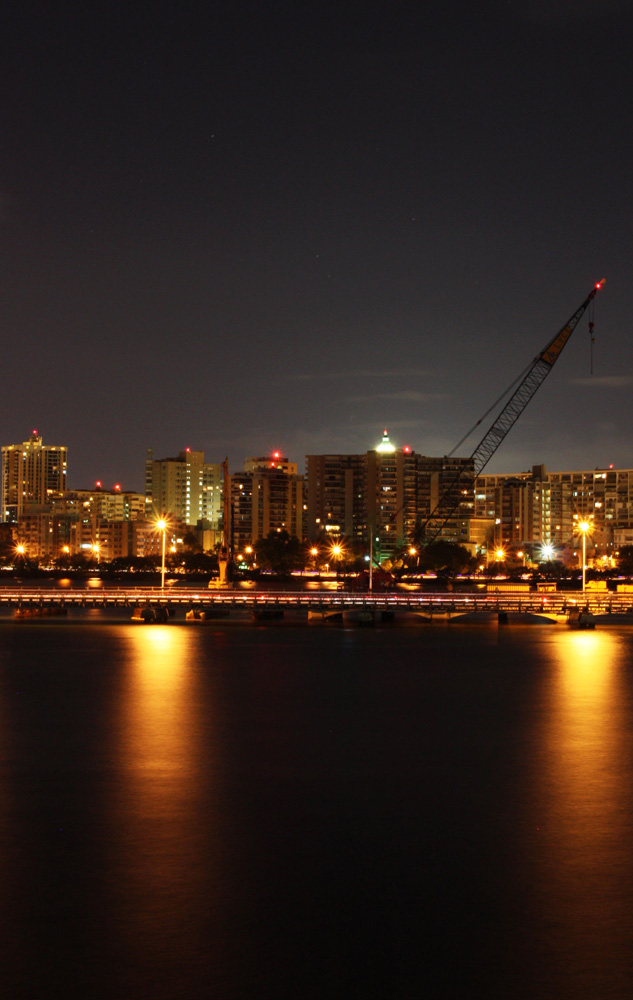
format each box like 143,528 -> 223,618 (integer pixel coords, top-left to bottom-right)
2,0 -> 631,491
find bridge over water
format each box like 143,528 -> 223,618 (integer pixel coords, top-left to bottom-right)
2,587 -> 633,625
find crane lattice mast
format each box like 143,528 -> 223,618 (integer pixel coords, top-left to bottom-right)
421,280 -> 605,544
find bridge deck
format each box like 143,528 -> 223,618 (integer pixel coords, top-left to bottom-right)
1,587 -> 633,622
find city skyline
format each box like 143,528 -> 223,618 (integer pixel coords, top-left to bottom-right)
5,424 -> 633,565
2,424 -> 630,498
2,3 -> 631,489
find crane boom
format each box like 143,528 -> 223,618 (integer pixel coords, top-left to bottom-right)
421,280 -> 605,543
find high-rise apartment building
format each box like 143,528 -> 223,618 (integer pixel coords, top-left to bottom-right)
145,447 -> 223,527
306,431 -> 473,559
230,455 -> 304,552
474,464 -> 633,551
1,431 -> 67,523
306,453 -> 366,542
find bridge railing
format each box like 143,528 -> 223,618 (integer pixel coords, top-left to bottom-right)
2,586 -> 633,616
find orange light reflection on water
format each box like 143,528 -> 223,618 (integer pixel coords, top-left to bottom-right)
119,625 -> 203,813
528,629 -> 633,970
108,625 -> 217,972
547,630 -> 627,826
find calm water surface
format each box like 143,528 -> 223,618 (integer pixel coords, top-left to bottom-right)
1,621 -> 633,999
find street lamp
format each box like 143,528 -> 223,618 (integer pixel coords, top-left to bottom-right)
579,520 -> 591,594
157,518 -> 167,589
331,544 -> 342,578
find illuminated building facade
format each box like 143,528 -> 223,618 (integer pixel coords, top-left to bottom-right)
306,431 -> 473,559
474,464 -> 633,552
306,453 -> 366,542
52,488 -> 146,522
1,431 -> 67,523
68,516 -> 187,562
366,431 -> 419,559
230,455 -> 304,552
145,447 -> 222,527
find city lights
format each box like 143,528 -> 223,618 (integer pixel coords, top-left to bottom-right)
2,428 -> 633,585
576,517 -> 593,594
156,517 -> 167,589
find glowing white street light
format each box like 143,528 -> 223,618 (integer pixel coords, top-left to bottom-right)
579,520 -> 591,594
157,518 -> 167,589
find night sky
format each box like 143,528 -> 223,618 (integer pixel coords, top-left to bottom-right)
2,1 -> 631,491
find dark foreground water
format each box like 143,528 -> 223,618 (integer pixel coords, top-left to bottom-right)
1,621 -> 633,999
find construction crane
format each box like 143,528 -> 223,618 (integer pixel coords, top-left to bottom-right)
419,279 -> 606,544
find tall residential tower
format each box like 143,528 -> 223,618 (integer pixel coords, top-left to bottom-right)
145,447 -> 223,527
1,430 -> 67,522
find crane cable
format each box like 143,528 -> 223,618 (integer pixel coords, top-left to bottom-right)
447,358 -> 534,458
449,288 -> 600,458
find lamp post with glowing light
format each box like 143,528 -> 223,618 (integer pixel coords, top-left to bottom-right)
331,543 -> 342,579
579,520 -> 590,594
157,518 -> 167,589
